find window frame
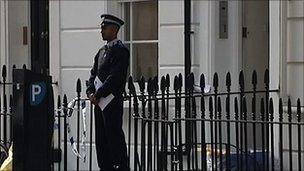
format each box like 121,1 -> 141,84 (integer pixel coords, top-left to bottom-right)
118,0 -> 159,82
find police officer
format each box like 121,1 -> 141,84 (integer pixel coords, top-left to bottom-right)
86,14 -> 129,171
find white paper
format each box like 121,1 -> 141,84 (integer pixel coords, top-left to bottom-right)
94,77 -> 115,111
194,84 -> 211,93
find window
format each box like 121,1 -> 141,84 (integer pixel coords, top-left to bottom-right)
120,0 -> 158,82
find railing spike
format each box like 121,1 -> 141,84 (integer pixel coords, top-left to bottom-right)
288,98 -> 292,121
187,72 -> 194,91
226,72 -> 231,87
178,73 -> 183,89
128,76 -> 136,94
174,76 -> 179,91
63,94 -> 68,105
76,79 -> 81,93
252,70 -> 257,85
200,73 -> 205,92
2,65 -> 7,79
160,76 -> 166,92
128,76 -> 133,90
166,74 -> 170,88
57,95 -> 61,108
153,76 -> 159,94
297,98 -> 301,122
147,78 -> 153,95
239,70 -> 244,89
138,76 -> 145,92
22,64 -> 26,69
264,69 -> 269,85
213,72 -> 219,89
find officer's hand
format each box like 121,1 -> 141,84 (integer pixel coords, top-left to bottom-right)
92,97 -> 99,106
88,93 -> 98,105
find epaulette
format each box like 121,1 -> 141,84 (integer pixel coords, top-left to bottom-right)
113,40 -> 126,49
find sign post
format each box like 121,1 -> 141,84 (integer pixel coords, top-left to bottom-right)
12,69 -> 54,171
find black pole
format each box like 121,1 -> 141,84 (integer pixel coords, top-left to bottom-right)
184,0 -> 192,156
184,0 -> 191,81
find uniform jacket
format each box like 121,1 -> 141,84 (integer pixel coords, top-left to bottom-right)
86,39 -> 130,100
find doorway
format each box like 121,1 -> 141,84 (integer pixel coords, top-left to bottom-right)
7,0 -> 49,76
30,0 -> 49,75
242,0 -> 269,91
241,0 -> 269,153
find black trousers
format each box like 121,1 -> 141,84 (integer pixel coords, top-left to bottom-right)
94,96 -> 129,171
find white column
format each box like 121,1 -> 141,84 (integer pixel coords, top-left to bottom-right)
0,0 -> 8,67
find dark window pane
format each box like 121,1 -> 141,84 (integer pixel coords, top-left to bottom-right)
125,43 -> 131,78
124,2 -> 130,41
132,43 -> 158,81
132,0 -> 158,40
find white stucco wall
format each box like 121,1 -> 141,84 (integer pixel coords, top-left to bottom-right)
50,1 -> 107,170
286,0 -> 304,103
0,0 -> 8,68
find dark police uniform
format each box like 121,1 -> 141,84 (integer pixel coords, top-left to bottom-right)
86,14 -> 129,171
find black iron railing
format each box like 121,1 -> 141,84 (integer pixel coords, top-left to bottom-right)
125,69 -> 303,171
0,64 -> 303,171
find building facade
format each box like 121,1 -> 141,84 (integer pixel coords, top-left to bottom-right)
0,0 -> 303,170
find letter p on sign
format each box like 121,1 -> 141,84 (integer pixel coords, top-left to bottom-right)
32,85 -> 41,102
30,82 -> 46,106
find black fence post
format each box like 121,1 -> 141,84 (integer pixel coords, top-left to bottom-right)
153,76 -> 160,171
264,69 -> 270,171
189,73 -> 198,170
1,65 -> 7,144
252,70 -> 257,171
288,98 -> 292,171
177,74 -> 183,171
9,95 -> 13,144
57,95 -> 61,171
225,72 -> 231,171
200,73 -> 207,171
261,98 -> 266,170
243,97 -> 248,170
213,72 -> 218,171
138,76 -> 146,171
278,98 -> 283,171
89,101 -> 93,171
3,94 -> 7,147
239,71 -> 244,171
63,95 -> 68,171
297,99 -> 301,171
269,98 -> 274,171
217,97 -> 223,171
147,78 -> 153,171
76,79 -> 81,171
127,76 -> 133,169
209,96 -> 214,171
234,97 -> 240,171
130,77 -> 140,171
161,76 -> 168,170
